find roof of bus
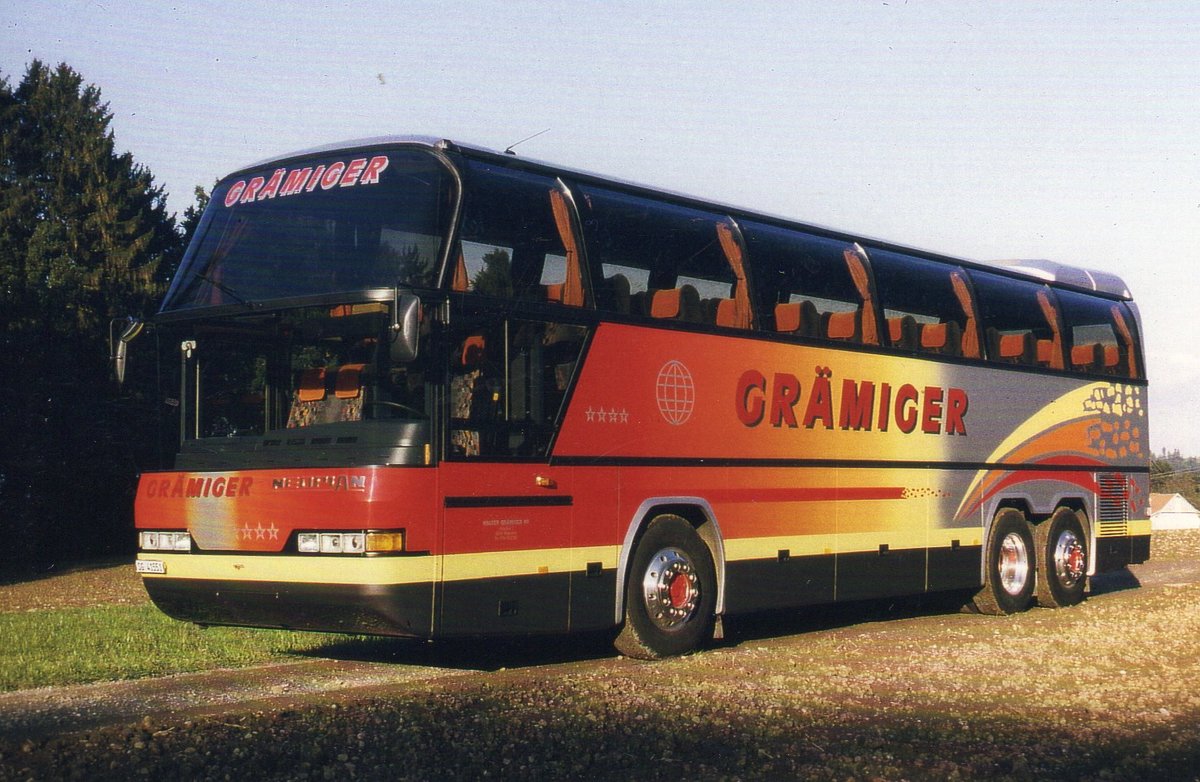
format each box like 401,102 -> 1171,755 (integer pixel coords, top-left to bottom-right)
234,135 -> 1133,301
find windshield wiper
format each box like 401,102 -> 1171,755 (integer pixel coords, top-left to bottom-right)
193,270 -> 250,305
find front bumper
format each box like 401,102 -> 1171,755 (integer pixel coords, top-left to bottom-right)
137,553 -> 436,637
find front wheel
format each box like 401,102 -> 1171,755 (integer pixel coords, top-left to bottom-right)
1035,509 -> 1089,608
614,515 -> 716,660
972,509 -> 1036,615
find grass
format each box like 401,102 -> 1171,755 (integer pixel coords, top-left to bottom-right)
0,604 -> 349,692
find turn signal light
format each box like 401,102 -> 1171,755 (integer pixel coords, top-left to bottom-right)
366,531 -> 405,553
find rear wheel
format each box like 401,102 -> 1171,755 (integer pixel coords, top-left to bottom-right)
1035,509 -> 1088,608
614,514 -> 716,660
973,509 -> 1036,615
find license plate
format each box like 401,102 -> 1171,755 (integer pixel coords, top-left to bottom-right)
136,559 -> 166,575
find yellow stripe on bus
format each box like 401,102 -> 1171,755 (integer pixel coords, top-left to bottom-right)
1096,518 -> 1152,537
723,528 -> 980,563
1129,518 -> 1152,535
137,547 -> 622,586
725,534 -> 836,561
137,553 -> 437,585
441,546 -> 619,582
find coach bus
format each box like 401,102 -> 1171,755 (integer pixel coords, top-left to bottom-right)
133,136 -> 1149,658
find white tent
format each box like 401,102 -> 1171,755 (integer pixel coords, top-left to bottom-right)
1149,493 -> 1200,530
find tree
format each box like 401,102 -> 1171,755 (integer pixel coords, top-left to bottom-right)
3,62 -> 177,330
172,184 -> 209,279
1151,459 -> 1200,507
472,248 -> 513,298
0,61 -> 186,572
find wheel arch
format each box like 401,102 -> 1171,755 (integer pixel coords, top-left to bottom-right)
614,497 -> 727,625
982,484 -> 1095,525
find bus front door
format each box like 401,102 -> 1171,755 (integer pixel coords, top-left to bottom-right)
438,462 -> 573,636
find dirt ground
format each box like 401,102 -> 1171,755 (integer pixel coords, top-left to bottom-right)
1,531 -> 1199,781
0,559 -> 148,613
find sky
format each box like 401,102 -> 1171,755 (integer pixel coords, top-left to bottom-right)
5,1 -> 1199,454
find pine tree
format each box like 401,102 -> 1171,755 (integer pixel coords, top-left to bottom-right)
4,62 -> 176,333
472,247 -> 513,298
171,184 -> 209,281
0,61 -> 185,571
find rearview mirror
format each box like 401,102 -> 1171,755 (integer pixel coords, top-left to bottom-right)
390,294 -> 420,363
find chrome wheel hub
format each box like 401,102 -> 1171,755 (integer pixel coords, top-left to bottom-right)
1054,529 -> 1086,587
998,531 -> 1030,596
641,547 -> 699,631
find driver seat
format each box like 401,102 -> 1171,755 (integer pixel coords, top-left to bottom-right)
286,364 -> 368,428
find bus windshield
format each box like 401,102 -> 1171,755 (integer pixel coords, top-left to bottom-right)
161,148 -> 456,313
171,296 -> 434,469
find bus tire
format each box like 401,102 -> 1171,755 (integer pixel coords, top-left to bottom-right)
1035,509 -> 1088,608
614,514 -> 716,660
972,509 -> 1036,616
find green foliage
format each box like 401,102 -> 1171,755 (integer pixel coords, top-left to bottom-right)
391,242 -> 434,286
181,184 -> 210,241
0,61 -> 190,572
1,61 -> 178,332
1151,456 -> 1200,507
472,247 -> 513,297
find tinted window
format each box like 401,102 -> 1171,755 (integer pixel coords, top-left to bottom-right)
870,250 -> 981,358
970,270 -> 1066,370
741,222 -> 874,344
164,149 -> 454,312
576,186 -> 740,324
455,162 -> 586,306
1056,289 -> 1141,378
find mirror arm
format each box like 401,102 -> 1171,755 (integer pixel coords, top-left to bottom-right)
109,316 -> 145,387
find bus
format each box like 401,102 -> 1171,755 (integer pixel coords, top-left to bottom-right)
133,136 -> 1149,659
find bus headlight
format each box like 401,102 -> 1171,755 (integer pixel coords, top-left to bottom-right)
296,530 -> 401,554
139,531 -> 192,551
343,533 -> 366,554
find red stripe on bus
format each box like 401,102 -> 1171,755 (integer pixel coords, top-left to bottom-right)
703,487 -> 905,503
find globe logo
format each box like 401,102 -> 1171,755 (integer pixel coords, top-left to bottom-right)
655,360 -> 695,425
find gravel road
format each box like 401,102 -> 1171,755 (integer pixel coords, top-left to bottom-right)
2,536 -> 1198,781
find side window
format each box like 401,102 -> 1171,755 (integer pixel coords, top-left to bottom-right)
970,271 -> 1065,370
869,250 -> 981,359
576,186 -> 752,328
453,161 -> 587,307
449,318 -> 587,458
1056,289 -> 1141,378
741,221 -> 879,345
